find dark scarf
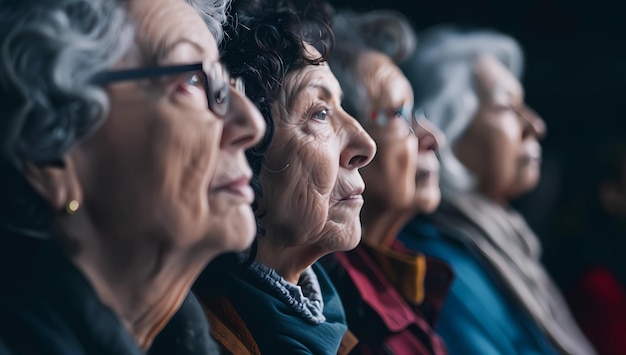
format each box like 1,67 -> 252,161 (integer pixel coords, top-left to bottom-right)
0,234 -> 142,355
223,262 -> 348,354
148,292 -> 220,355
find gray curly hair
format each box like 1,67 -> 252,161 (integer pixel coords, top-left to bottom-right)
328,9 -> 416,121
187,0 -> 230,44
0,0 -> 132,168
399,25 -> 524,193
0,0 -> 230,237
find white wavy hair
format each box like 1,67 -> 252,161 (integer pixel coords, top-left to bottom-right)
400,25 -> 524,193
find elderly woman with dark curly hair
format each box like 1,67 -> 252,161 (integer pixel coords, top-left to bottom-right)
192,0 -> 376,353
0,0 -> 264,354
318,9 -> 453,354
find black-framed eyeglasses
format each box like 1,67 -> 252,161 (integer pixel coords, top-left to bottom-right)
92,61 -> 239,117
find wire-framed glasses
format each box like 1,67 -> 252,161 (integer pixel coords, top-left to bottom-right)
370,106 -> 422,137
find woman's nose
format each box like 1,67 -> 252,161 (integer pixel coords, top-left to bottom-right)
220,86 -> 266,150
520,105 -> 547,140
415,117 -> 446,152
340,113 -> 377,169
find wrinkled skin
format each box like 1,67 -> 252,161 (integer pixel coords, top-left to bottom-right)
454,55 -> 546,204
414,118 -> 444,213
26,0 -> 264,347
255,44 -> 376,283
73,0 -> 264,253
358,52 -> 442,215
351,52 -> 442,246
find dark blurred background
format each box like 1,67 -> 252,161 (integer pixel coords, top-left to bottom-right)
329,0 -> 626,247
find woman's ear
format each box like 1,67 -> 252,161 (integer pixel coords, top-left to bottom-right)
22,157 -> 83,214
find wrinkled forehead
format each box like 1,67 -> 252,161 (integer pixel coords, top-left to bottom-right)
128,0 -> 219,65
357,52 -> 414,108
357,51 -> 399,78
280,43 -> 342,109
474,54 -> 523,100
282,64 -> 342,108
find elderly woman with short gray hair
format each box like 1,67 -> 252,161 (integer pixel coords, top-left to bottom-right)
320,9 -> 451,354
398,26 -> 596,354
0,0 -> 265,354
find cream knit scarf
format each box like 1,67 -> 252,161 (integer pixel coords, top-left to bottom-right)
431,192 -> 596,355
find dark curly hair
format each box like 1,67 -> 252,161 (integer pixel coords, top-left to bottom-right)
221,0 -> 334,239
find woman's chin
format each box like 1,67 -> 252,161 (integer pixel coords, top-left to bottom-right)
222,209 -> 258,253
336,223 -> 363,251
508,170 -> 541,200
413,188 -> 441,215
320,219 -> 363,252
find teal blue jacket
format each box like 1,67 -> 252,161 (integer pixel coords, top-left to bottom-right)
399,220 -> 558,355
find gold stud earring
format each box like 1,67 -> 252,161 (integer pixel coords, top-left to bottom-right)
66,200 -> 80,215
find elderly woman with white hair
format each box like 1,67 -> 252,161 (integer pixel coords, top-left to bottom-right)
0,0 -> 265,354
398,26 -> 596,355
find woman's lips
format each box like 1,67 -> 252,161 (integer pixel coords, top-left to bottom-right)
341,185 -> 365,200
333,186 -> 365,205
416,169 -> 432,181
416,153 -> 440,182
520,155 -> 541,166
522,142 -> 542,165
520,148 -> 542,165
416,165 -> 439,182
211,176 -> 254,203
341,194 -> 364,201
336,194 -> 364,208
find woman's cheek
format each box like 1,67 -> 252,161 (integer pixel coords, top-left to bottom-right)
297,184 -> 328,237
183,130 -> 220,202
483,124 -> 518,190
309,159 -> 337,195
398,147 -> 417,198
298,145 -> 337,233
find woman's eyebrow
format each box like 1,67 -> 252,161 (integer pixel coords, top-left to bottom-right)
302,82 -> 343,101
287,78 -> 343,110
154,38 -> 207,64
288,84 -> 326,111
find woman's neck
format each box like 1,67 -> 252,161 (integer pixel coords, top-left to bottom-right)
254,238 -> 324,285
360,203 -> 414,247
65,231 -> 216,350
475,185 -> 511,208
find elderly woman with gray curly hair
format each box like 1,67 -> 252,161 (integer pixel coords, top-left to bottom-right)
0,0 -> 265,354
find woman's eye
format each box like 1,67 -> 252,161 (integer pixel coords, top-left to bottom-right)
494,104 -> 514,112
176,72 -> 205,94
185,73 -> 203,88
186,74 -> 199,86
313,109 -> 328,121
